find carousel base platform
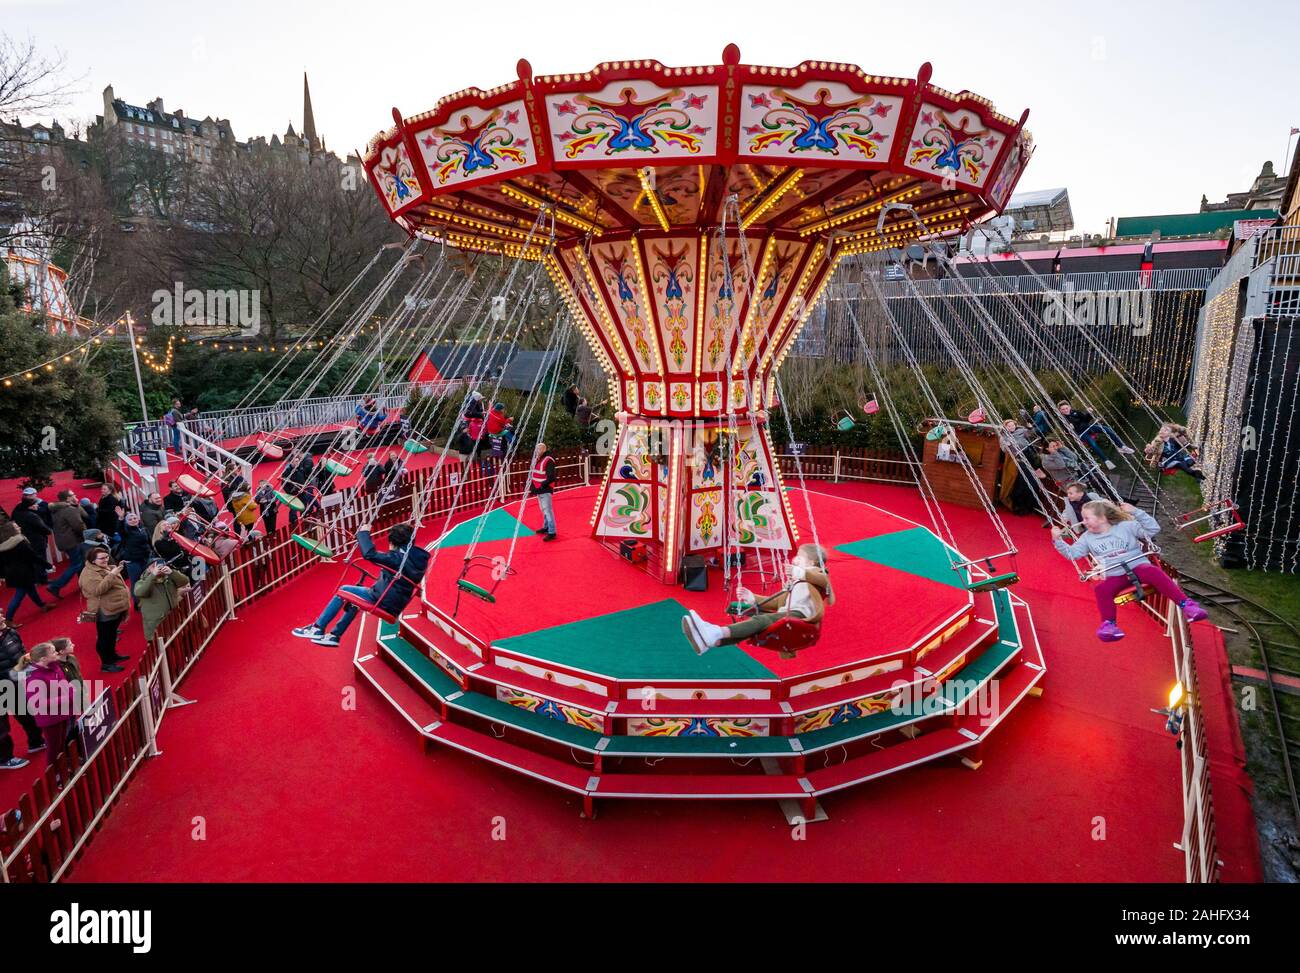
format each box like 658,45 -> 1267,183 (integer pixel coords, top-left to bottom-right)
354,486 -> 1046,817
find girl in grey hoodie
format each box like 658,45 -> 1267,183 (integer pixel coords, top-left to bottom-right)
1052,500 -> 1207,642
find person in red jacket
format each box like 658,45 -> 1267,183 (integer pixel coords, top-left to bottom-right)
529,442 -> 558,541
23,641 -> 82,767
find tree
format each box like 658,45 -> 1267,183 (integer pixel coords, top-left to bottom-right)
0,277 -> 122,485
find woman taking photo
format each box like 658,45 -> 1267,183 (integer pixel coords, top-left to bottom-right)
78,547 -> 132,673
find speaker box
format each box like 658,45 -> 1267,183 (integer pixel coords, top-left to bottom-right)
619,539 -> 647,564
680,554 -> 708,592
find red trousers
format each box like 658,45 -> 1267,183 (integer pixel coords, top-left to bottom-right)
1094,564 -> 1186,623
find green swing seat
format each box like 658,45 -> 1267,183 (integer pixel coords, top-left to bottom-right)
322,458 -> 353,476
273,489 -> 305,511
402,438 -> 428,454
291,534 -> 335,558
968,572 -> 1019,593
456,579 -> 495,603
835,416 -> 857,433
926,425 -> 948,442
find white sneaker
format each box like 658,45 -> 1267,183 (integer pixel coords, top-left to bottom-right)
688,610 -> 727,648
1118,445 -> 1135,455
681,615 -> 709,655
292,625 -> 322,640
1,757 -> 30,770
1104,460 -> 1117,471
312,633 -> 340,647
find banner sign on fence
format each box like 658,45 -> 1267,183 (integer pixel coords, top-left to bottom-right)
76,689 -> 119,761
787,443 -> 807,456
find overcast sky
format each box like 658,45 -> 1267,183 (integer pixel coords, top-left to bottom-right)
7,0 -> 1297,234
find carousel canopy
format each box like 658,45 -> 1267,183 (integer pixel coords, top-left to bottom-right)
363,46 -> 1033,420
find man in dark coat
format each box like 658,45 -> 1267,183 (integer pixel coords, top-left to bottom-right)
1,534 -> 52,622
291,523 -> 428,647
96,484 -> 124,540
282,449 -> 315,528
163,480 -> 188,515
11,493 -> 52,568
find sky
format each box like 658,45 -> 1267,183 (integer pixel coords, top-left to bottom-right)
5,0 -> 1298,235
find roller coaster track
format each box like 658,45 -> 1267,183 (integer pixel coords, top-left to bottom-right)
1176,570 -> 1300,833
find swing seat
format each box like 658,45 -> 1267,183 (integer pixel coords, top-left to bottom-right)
402,438 -> 428,454
456,579 -> 495,603
835,415 -> 857,433
862,399 -> 880,415
322,458 -> 353,477
272,488 -> 305,511
926,425 -> 948,442
256,440 -> 285,460
1194,522 -> 1245,543
336,588 -> 396,625
173,533 -> 220,565
174,473 -> 214,498
291,534 -> 335,559
748,617 -> 820,660
967,408 -> 986,424
1114,585 -> 1154,607
968,572 -> 1018,593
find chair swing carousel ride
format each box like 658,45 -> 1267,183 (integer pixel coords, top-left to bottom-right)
260,47 -> 1066,813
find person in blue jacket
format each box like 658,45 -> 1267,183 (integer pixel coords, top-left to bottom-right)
291,523 -> 428,647
355,396 -> 388,438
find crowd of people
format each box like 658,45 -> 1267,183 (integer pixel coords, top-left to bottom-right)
1,618 -> 87,771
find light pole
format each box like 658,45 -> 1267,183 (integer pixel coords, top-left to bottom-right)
124,311 -> 150,424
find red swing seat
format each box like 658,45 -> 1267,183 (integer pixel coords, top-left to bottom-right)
748,617 -> 821,660
173,532 -> 220,565
336,588 -> 396,625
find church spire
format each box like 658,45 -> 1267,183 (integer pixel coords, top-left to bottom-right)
303,72 -> 318,151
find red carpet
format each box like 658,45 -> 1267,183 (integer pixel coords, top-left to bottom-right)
42,481 -> 1260,882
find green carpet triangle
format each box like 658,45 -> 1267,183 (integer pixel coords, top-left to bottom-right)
836,527 -> 969,589
495,599 -> 776,680
436,508 -> 534,549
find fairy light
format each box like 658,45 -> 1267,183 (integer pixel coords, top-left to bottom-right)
637,168 -> 671,233
498,183 -> 603,235
798,185 -> 924,237
693,233 -> 709,378
740,168 -> 804,230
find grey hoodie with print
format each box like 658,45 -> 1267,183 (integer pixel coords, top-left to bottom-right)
1052,508 -> 1161,577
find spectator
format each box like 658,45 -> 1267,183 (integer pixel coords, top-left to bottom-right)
229,489 -> 261,532
22,641 -> 81,767
11,489 -> 52,565
51,637 -> 83,687
50,529 -> 109,598
282,449 -> 315,528
50,490 -> 87,556
220,461 -> 249,508
361,453 -> 385,493
96,483 -> 124,541
163,480 -> 188,515
163,398 -> 186,452
464,390 -> 485,422
253,480 -> 279,535
112,512 -> 153,604
152,517 -> 187,569
0,616 -> 44,768
134,558 -> 191,643
139,491 -> 166,537
78,547 -> 131,673
1,533 -> 53,623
